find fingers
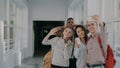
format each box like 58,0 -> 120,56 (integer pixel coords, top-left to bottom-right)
75,40 -> 79,48
65,40 -> 73,47
49,27 -> 59,35
92,15 -> 104,26
68,40 -> 72,45
92,15 -> 99,20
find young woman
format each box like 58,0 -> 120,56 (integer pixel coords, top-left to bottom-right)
86,15 -> 107,68
53,17 -> 75,37
74,25 -> 87,68
42,26 -> 75,68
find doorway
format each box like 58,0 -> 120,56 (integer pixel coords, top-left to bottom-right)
33,21 -> 64,57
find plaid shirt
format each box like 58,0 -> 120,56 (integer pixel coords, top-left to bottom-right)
86,26 -> 107,65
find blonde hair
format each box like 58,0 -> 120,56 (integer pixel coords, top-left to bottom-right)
87,16 -> 100,25
87,16 -> 100,32
62,26 -> 75,42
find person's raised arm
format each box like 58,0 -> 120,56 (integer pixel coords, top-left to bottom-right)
92,15 -> 107,56
42,27 -> 58,45
92,15 -> 104,27
92,15 -> 105,37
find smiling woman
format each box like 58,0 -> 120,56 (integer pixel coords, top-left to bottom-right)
42,26 -> 75,68
33,21 -> 64,57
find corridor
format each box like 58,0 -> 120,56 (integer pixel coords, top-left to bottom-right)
15,56 -> 44,68
15,56 -> 120,68
0,0 -> 120,68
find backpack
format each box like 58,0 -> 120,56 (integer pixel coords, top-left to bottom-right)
87,35 -> 116,68
98,35 -> 116,68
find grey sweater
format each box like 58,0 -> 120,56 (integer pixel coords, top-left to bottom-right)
42,37 -> 73,67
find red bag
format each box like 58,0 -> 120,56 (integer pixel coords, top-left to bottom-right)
98,36 -> 116,68
104,44 -> 116,68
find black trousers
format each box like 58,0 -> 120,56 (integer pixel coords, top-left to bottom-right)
86,64 -> 105,68
51,64 -> 69,68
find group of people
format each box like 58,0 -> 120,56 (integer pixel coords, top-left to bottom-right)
42,15 -> 107,68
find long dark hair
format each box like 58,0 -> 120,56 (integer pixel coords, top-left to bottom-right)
75,25 -> 88,44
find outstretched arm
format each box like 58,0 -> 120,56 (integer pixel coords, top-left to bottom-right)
92,15 -> 107,56
42,27 -> 59,45
92,15 -> 104,27
92,15 -> 105,36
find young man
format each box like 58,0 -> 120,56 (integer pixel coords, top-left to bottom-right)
86,15 -> 107,68
66,17 -> 75,28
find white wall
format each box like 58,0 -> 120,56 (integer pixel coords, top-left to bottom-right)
68,0 -> 85,24
87,0 -> 101,17
16,0 -> 30,60
27,0 -> 68,57
0,0 -> 6,68
0,0 -> 29,68
84,0 -> 114,21
0,21 -> 6,68
81,0 -> 115,21
104,0 -> 114,20
29,0 -> 68,20
0,0 -> 5,20
119,1 -> 120,17
68,0 -> 101,25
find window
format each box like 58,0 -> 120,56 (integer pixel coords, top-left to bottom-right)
105,0 -> 120,57
118,0 -> 120,17
4,0 -> 16,53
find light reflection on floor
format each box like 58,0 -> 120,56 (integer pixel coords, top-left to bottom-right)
15,56 -> 120,68
15,56 -> 44,68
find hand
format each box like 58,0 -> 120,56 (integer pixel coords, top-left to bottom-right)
67,40 -> 72,45
92,15 -> 100,21
65,40 -> 72,47
92,15 -> 104,26
49,27 -> 59,35
75,40 -> 80,48
92,15 -> 102,23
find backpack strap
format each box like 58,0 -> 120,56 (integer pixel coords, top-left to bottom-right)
98,35 -> 103,48
87,35 -> 106,59
87,37 -> 91,44
71,41 -> 75,58
98,35 -> 106,59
